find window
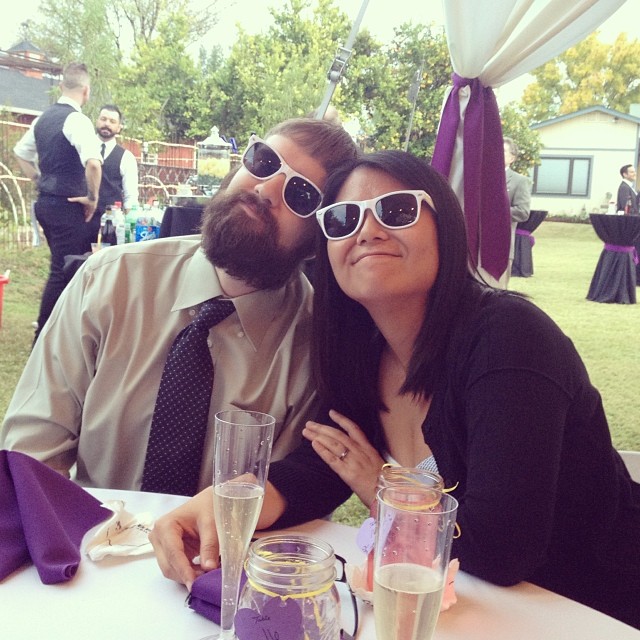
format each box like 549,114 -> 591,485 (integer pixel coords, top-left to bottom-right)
532,156 -> 592,197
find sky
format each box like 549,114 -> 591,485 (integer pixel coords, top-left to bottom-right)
2,0 -> 640,104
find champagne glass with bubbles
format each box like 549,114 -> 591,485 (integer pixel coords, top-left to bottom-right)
207,410 -> 275,640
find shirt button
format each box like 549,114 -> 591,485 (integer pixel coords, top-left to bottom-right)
189,309 -> 196,317
237,331 -> 245,338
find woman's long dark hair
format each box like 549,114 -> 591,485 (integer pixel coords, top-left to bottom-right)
312,151 -> 473,430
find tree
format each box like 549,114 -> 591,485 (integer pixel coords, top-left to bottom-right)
500,103 -> 542,175
208,0 -> 353,143
522,32 -> 640,122
29,0 -> 121,112
337,23 -> 452,157
115,12 -> 201,140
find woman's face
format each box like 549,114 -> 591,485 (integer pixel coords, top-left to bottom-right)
326,167 -> 439,310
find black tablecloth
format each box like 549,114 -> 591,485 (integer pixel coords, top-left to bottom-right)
159,205 -> 205,238
587,214 -> 640,304
512,210 -> 548,278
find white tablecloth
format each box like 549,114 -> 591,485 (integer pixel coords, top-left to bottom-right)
2,488 -> 639,639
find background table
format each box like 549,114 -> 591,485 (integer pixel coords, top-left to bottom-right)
512,209 -> 548,278
2,488 -> 639,639
587,213 -> 640,304
160,204 -> 205,238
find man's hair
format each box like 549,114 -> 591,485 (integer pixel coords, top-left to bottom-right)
620,164 -> 634,178
312,150 -> 473,421
61,62 -> 90,90
265,117 -> 358,175
99,104 -> 123,122
503,136 -> 518,158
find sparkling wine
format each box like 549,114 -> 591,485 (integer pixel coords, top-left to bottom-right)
373,563 -> 444,640
214,481 -> 264,571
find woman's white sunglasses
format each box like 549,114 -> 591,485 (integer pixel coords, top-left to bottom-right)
316,190 -> 436,240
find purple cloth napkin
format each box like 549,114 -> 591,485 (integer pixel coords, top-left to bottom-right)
0,450 -> 111,584
188,568 -> 248,624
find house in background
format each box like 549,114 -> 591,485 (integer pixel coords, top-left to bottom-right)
530,105 -> 640,216
0,41 -> 61,124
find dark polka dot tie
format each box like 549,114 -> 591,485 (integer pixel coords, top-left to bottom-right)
141,298 -> 236,495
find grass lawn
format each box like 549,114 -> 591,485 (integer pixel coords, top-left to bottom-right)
0,221 -> 638,527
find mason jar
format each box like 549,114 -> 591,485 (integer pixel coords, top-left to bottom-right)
377,465 -> 444,492
237,535 -> 341,640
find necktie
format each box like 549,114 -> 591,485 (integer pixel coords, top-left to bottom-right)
100,143 -> 106,159
141,298 -> 236,495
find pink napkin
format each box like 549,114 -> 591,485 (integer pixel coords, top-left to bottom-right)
0,450 -> 111,584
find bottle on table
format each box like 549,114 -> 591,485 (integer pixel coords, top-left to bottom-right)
102,206 -> 117,246
624,196 -> 633,215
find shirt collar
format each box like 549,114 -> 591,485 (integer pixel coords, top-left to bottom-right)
99,137 -> 118,153
173,245 -> 291,350
58,96 -> 83,112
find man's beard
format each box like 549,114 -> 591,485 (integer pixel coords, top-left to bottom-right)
201,189 -> 313,290
97,127 -> 116,140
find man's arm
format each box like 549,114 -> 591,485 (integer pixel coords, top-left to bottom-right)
68,159 -> 101,221
509,172 -> 531,223
121,149 -> 139,212
15,156 -> 39,182
13,121 -> 40,181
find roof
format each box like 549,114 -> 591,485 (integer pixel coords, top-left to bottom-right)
531,106 -> 640,129
8,40 -> 46,55
0,65 -> 57,114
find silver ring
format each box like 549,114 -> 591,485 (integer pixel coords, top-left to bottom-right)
339,448 -> 349,461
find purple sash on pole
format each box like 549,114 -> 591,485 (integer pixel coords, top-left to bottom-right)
604,243 -> 639,265
516,229 -> 535,246
432,74 -> 511,280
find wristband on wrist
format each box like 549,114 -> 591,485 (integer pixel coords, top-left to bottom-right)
87,194 -> 97,202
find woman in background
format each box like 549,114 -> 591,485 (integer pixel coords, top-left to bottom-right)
151,151 -> 640,628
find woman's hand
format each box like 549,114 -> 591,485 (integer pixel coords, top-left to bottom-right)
149,486 -> 219,591
303,409 -> 385,507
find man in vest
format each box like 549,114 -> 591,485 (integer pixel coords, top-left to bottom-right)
91,104 -> 139,242
13,62 -> 102,341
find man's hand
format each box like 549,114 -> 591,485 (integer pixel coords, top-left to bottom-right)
67,195 -> 98,222
149,486 -> 219,591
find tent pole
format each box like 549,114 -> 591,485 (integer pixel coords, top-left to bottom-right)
315,0 -> 370,120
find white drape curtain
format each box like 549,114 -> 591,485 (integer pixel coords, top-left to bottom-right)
439,0 -> 626,284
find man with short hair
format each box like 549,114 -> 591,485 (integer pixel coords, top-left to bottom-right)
14,62 -> 102,340
504,137 -> 532,281
90,104 -> 139,240
1,117 -> 358,494
616,164 -> 639,215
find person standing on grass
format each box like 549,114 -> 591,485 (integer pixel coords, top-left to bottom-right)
13,62 -> 102,342
88,104 -> 139,243
616,164 -> 639,215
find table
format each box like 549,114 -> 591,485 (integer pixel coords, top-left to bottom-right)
2,489 -> 639,640
160,205 -> 205,238
587,213 -> 640,304
512,209 -> 548,278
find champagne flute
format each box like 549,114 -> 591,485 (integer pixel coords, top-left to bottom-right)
373,486 -> 458,640
209,410 -> 275,640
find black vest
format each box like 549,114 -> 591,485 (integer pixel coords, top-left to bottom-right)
98,143 -> 126,213
34,103 -> 86,197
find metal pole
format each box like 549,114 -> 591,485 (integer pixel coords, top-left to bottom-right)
315,0 -> 370,120
403,58 -> 425,151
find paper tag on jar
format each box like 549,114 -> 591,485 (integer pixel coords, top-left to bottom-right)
235,598 -> 304,640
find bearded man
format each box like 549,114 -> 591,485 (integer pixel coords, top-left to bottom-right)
89,104 -> 139,241
1,117 -> 359,494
